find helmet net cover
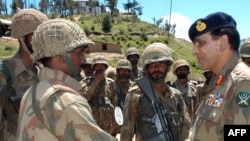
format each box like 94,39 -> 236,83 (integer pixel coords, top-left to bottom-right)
240,38 -> 250,57
142,42 -> 174,68
126,47 -> 140,58
11,8 -> 48,38
85,57 -> 93,65
173,59 -> 190,73
31,19 -> 95,61
92,55 -> 108,68
116,59 -> 132,71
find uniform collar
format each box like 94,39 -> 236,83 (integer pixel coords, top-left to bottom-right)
38,67 -> 82,92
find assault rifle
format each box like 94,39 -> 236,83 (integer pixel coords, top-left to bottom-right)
136,76 -> 174,141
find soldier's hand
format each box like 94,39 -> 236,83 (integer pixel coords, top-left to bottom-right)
93,69 -> 105,84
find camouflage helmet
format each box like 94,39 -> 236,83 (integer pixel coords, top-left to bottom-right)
92,55 -> 108,68
126,47 -> 140,58
105,67 -> 116,79
173,59 -> 190,74
85,57 -> 93,65
31,19 -> 95,61
240,38 -> 250,58
11,8 -> 48,38
116,59 -> 132,71
142,42 -> 174,68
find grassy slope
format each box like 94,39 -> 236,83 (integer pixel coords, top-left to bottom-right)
0,14 -> 205,81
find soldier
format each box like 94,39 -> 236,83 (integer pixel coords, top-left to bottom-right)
168,59 -> 199,125
0,9 -> 48,141
81,57 -> 94,78
196,70 -> 215,104
239,37 -> 250,67
81,55 -> 119,136
120,42 -> 191,141
111,59 -> 134,136
105,66 -> 116,80
188,12 -> 250,141
126,47 -> 144,81
17,19 -> 117,141
114,59 -> 134,110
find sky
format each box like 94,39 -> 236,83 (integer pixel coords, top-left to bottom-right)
116,0 -> 250,41
6,0 -> 250,41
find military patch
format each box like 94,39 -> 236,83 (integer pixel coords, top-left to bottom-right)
236,91 -> 250,107
205,92 -> 224,108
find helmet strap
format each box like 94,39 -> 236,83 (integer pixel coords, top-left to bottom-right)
19,37 -> 32,55
62,53 -> 82,81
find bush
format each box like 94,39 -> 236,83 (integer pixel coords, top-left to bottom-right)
102,14 -> 112,33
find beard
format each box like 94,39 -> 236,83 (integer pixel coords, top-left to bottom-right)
118,74 -> 130,80
177,73 -> 188,79
148,71 -> 167,83
131,60 -> 138,65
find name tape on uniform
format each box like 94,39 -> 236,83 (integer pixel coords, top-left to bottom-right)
224,125 -> 250,140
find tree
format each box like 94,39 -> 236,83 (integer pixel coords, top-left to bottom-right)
123,0 -> 142,16
104,0 -> 117,16
39,0 -> 50,14
123,0 -> 133,13
0,0 -> 7,15
11,0 -> 23,14
102,14 -> 112,33
165,19 -> 176,37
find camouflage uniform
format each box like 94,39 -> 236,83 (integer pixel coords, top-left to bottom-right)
188,12 -> 250,141
17,19 -> 116,141
112,59 -> 134,135
120,43 -> 191,141
126,47 -> 144,81
169,59 -> 199,125
0,9 -> 48,141
170,80 -> 198,125
191,56 -> 250,141
196,70 -> 215,104
239,37 -> 250,67
81,55 -> 119,136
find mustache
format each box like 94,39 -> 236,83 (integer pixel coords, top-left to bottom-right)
131,60 -> 138,65
152,71 -> 163,75
119,74 -> 130,79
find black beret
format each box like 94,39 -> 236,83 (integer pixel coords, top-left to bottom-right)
188,12 -> 237,42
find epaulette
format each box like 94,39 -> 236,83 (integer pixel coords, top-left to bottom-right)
168,86 -> 182,97
106,77 -> 114,82
189,80 -> 198,86
232,62 -> 250,81
128,85 -> 141,93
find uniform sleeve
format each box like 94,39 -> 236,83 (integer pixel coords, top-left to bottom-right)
229,80 -> 250,124
45,92 -> 117,141
120,90 -> 139,141
177,94 -> 192,141
81,81 -> 98,101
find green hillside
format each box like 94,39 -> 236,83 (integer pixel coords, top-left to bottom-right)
0,13 -> 205,81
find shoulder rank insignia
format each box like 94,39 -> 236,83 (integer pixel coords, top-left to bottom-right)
236,91 -> 250,107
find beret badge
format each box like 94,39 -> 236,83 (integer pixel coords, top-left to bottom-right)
196,20 -> 206,32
